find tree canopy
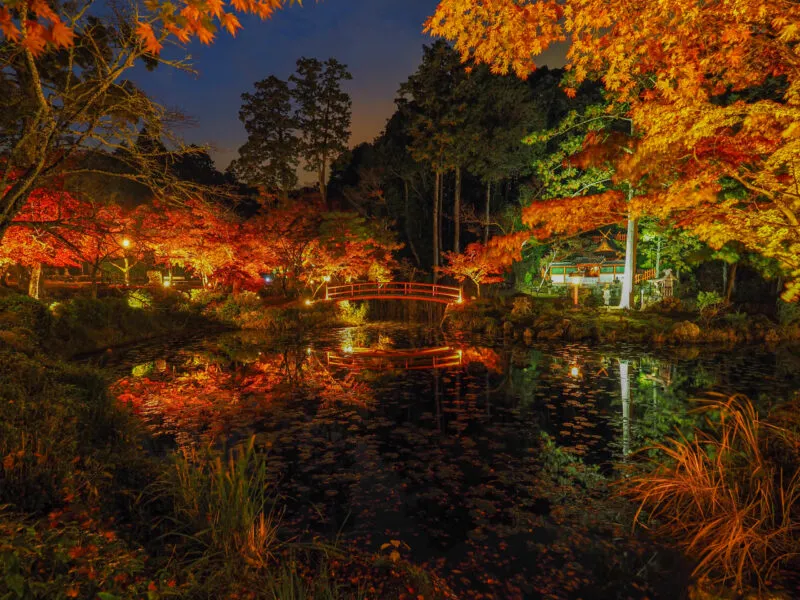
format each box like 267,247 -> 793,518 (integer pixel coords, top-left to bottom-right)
427,0 -> 800,300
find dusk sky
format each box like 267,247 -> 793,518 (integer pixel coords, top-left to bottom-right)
136,0 -> 566,185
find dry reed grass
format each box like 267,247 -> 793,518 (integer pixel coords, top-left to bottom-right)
623,393 -> 800,592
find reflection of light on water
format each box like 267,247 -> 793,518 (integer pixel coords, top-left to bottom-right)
306,346 -> 312,355
570,365 -> 581,378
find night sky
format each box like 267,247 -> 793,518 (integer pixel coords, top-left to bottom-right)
135,0 -> 566,184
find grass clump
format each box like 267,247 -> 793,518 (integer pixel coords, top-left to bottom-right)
152,437 -> 284,592
624,394 -> 800,592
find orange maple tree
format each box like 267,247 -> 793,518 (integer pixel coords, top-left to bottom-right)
427,0 -> 800,299
441,232 -> 527,296
0,0 -> 300,248
0,0 -> 299,56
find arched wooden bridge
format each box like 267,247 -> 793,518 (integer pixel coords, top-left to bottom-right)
325,347 -> 463,371
323,282 -> 463,304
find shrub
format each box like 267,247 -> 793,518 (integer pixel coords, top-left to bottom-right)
216,291 -> 263,322
0,294 -> 51,340
125,289 -> 153,309
0,508 -> 153,599
722,310 -> 749,329
510,296 -> 534,319
624,395 -> 800,591
583,290 -> 603,308
777,300 -> 800,326
696,290 -> 724,311
336,300 -> 368,325
646,296 -> 683,313
190,287 -> 226,307
237,307 -> 279,330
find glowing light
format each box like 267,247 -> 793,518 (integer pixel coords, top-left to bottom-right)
163,280 -> 171,288
342,344 -> 354,354
304,299 -> 313,306
306,346 -> 312,355
264,275 -> 273,284
323,275 -> 331,282
121,238 -> 131,248
456,296 -> 464,304
570,365 -> 581,378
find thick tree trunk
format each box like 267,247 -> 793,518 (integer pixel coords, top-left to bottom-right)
454,165 -> 461,253
725,261 -> 738,303
484,181 -> 491,245
403,179 -> 421,266
433,170 -> 440,279
28,263 -> 43,299
619,212 -> 638,310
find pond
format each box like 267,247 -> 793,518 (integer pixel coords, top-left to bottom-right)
105,325 -> 800,599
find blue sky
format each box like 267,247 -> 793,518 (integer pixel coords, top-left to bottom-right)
134,0 -> 565,184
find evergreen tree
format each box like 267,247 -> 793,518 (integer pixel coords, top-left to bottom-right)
398,41 -> 470,274
230,76 -> 299,200
290,58 -> 352,206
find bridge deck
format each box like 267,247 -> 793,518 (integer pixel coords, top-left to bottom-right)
324,282 -> 462,304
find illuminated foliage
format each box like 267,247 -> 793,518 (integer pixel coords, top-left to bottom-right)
0,0 -> 296,247
0,0 -> 299,56
427,0 -> 800,299
441,232 -> 527,295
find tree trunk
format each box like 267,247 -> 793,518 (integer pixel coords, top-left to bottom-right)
438,172 -> 443,267
655,237 -> 662,278
123,256 -> 130,286
454,165 -> 461,253
722,262 -> 728,294
484,181 -> 491,245
90,262 -> 100,299
319,154 -> 328,208
433,170 -> 440,279
28,263 -> 42,299
619,210 -> 638,310
725,261 -> 738,303
403,179 -> 421,266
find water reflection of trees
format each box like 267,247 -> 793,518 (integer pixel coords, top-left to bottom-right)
110,331 -> 800,598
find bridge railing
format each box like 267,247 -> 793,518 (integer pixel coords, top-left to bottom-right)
324,281 -> 462,303
325,347 -> 462,371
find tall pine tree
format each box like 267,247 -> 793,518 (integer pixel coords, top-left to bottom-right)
231,76 -> 299,200
290,58 -> 352,206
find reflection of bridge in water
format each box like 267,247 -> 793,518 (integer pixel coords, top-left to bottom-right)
325,347 -> 463,371
324,282 -> 462,304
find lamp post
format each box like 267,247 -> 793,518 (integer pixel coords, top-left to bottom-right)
120,238 -> 132,286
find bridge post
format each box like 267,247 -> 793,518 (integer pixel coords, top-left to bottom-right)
325,285 -> 329,301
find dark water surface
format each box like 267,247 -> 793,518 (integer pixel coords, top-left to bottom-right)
105,325 -> 800,599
